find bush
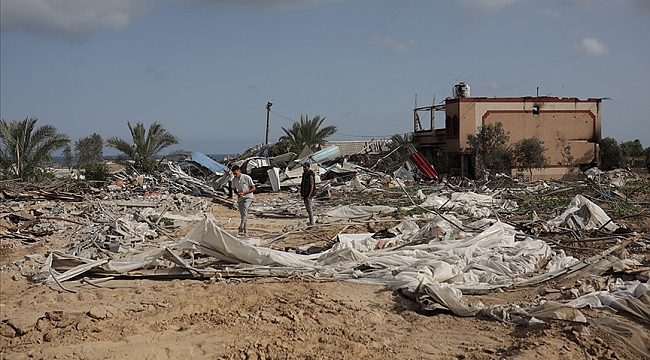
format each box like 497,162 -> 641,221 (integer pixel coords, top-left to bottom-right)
599,137 -> 622,171
80,162 -> 109,182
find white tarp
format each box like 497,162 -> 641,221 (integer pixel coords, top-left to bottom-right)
323,205 -> 396,219
175,216 -> 315,268
568,282 -> 650,321
37,212 -> 591,320
547,194 -> 618,231
337,233 -> 374,243
419,192 -> 517,217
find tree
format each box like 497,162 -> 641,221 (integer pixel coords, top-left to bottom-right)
620,139 -> 644,157
599,137 -> 622,171
75,133 -> 103,165
106,122 -> 182,174
389,132 -> 414,150
512,137 -> 549,180
0,117 -> 69,181
466,122 -> 512,175
75,133 -> 108,181
279,115 -> 337,154
62,144 -> 74,170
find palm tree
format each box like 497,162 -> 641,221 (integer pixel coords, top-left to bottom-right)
106,122 -> 183,174
389,132 -> 414,150
0,117 -> 69,180
279,115 -> 337,154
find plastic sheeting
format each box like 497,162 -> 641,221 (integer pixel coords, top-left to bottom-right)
568,281 -> 650,322
318,221 -> 567,296
323,205 -> 396,219
419,192 -> 517,218
36,213 -> 603,321
547,194 -> 618,231
176,216 -> 315,268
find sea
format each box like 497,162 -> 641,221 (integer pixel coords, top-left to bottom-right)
51,154 -> 235,164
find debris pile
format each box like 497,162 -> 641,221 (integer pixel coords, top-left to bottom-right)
1,149 -> 649,358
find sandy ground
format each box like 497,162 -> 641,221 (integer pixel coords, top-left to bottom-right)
1,192 -> 648,359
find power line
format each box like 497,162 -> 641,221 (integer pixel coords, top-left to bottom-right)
269,110 -> 297,123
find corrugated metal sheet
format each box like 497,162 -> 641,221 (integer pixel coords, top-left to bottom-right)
290,145 -> 342,170
310,145 -> 341,163
189,152 -> 227,174
409,152 -> 438,180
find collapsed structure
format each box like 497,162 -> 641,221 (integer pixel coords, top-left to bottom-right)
2,147 -> 649,356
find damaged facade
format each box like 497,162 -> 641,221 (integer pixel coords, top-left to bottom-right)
415,84 -> 603,179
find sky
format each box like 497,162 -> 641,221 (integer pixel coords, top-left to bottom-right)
1,0 -> 649,155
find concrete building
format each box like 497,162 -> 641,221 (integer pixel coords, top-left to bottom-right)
414,89 -> 602,179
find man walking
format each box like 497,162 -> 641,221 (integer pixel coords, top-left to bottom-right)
300,161 -> 316,226
231,165 -> 256,236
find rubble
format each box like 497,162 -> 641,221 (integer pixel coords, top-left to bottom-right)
1,150 -> 649,358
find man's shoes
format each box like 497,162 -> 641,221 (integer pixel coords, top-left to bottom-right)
238,226 -> 244,233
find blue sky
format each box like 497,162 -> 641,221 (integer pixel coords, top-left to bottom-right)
1,0 -> 649,155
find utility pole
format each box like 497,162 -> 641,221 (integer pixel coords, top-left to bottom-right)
265,102 -> 273,146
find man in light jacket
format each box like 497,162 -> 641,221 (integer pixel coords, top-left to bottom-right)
231,165 -> 256,236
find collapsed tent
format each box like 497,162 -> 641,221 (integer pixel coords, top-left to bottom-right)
37,216 -> 586,316
547,194 -> 618,232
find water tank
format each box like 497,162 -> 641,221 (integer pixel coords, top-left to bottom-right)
453,82 -> 470,99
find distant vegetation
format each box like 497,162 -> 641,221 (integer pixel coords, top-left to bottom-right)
1,114 -> 646,183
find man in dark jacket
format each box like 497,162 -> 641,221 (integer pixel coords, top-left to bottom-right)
300,162 -> 316,226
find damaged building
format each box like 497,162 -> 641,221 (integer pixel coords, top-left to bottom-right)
415,82 -> 602,179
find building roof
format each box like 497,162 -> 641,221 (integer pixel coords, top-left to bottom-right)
446,96 -> 603,103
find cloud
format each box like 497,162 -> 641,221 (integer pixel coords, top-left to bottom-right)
365,35 -> 416,54
458,0 -> 519,13
573,37 -> 610,56
0,0 -> 154,40
0,0 -> 346,40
